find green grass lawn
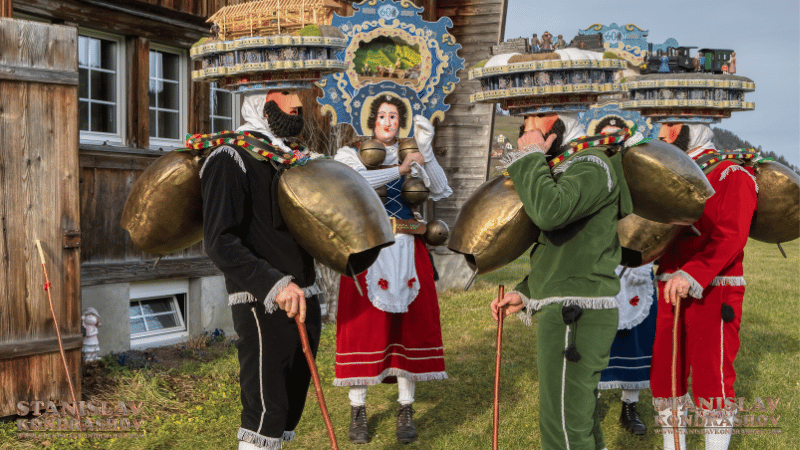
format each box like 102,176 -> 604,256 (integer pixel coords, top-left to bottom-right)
1,239 -> 797,449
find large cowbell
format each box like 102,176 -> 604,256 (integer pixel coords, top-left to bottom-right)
277,158 -> 395,276
449,140 -> 713,274
121,150 -> 207,256
749,160 -> 800,244
448,175 -> 539,275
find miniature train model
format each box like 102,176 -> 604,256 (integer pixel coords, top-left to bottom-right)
644,46 -> 735,74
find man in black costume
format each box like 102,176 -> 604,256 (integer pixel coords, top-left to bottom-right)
201,89 -> 321,450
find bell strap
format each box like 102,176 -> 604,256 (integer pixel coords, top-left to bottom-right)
390,217 -> 427,235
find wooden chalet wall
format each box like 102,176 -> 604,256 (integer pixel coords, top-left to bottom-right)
432,0 -> 507,227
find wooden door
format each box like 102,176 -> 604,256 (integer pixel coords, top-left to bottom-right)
0,18 -> 81,417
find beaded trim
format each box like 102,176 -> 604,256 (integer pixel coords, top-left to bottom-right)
185,131 -> 310,167
549,126 -> 647,168
692,148 -> 771,171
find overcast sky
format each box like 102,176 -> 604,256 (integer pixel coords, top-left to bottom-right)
502,0 -> 799,166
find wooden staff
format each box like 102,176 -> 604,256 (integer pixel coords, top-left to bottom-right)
671,296 -> 681,450
492,285 -> 505,450
35,240 -> 80,424
295,316 -> 338,450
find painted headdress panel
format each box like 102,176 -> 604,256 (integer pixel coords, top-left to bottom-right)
316,0 -> 464,137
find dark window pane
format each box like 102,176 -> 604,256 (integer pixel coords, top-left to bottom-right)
213,117 -> 232,133
146,314 -> 177,330
91,103 -> 116,133
149,109 -> 157,137
79,101 -> 89,131
158,111 -> 179,139
159,81 -> 179,109
161,53 -> 180,80
78,68 -> 89,98
129,304 -> 142,317
141,298 -> 172,314
100,39 -> 116,70
90,71 -> 116,102
86,38 -> 101,68
217,91 -> 232,114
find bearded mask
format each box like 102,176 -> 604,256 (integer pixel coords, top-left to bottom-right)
263,100 -> 304,138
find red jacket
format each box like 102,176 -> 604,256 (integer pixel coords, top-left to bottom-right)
657,160 -> 758,291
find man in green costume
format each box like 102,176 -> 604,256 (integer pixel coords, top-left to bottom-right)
491,111 -> 633,450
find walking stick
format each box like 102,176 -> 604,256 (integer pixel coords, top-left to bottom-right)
671,296 -> 682,450
295,316 -> 339,450
492,285 -> 505,450
35,240 -> 81,425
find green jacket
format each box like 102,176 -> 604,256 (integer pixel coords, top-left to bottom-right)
507,146 -> 633,310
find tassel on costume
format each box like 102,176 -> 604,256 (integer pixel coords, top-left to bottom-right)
721,303 -> 735,323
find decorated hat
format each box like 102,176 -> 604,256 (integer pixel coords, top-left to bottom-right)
469,48 -> 627,115
190,0 -> 349,92
621,72 -> 755,123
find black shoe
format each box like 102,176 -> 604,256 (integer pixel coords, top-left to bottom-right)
620,401 -> 646,435
348,405 -> 369,444
396,403 -> 418,444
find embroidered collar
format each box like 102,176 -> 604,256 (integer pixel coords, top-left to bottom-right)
185,131 -> 311,167
692,148 -> 769,171
548,127 -> 647,169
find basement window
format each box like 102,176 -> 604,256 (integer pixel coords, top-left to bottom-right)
129,280 -> 188,349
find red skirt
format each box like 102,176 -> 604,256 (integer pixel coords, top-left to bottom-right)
334,237 -> 447,386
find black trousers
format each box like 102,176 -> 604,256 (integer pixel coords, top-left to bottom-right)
232,296 -> 321,440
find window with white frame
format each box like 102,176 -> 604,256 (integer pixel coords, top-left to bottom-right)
129,279 -> 188,349
210,82 -> 238,133
78,30 -> 125,144
149,44 -> 187,149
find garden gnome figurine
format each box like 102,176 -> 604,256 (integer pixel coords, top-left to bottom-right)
82,307 -> 101,362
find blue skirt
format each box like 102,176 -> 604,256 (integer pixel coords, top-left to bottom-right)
598,294 -> 657,390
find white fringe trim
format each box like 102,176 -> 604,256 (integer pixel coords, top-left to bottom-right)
498,149 -> 541,170
657,271 -> 704,299
200,146 -> 246,178
719,165 -> 759,193
710,276 -> 746,286
264,276 -> 294,313
333,368 -> 448,387
237,428 -> 282,450
597,380 -> 650,391
552,155 -> 614,192
229,291 -> 258,306
518,294 -> 618,325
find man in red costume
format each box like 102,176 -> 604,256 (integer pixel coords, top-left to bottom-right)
650,122 -> 758,450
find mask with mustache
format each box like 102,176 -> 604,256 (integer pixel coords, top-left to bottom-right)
263,100 -> 304,138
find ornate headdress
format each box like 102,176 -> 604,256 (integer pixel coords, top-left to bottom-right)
190,0 -> 349,93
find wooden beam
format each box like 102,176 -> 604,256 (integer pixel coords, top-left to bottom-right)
13,0 -> 208,48
0,335 -> 83,360
0,63 -> 78,85
81,257 -> 221,286
1,0 -> 11,18
127,36 -> 150,149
